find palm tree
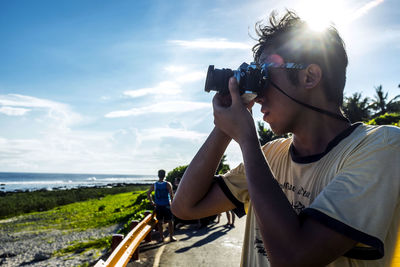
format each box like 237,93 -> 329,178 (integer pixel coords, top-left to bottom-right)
342,92 -> 371,122
370,85 -> 400,116
386,84 -> 400,113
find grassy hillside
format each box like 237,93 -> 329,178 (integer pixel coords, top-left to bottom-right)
0,184 -> 149,219
0,187 -> 153,259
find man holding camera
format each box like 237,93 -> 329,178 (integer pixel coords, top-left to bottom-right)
171,10 -> 400,267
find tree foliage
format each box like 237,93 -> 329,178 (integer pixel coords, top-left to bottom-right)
165,155 -> 231,184
343,84 -> 400,122
342,92 -> 371,122
257,121 -> 290,146
217,154 -> 230,174
369,85 -> 400,116
166,165 -> 188,184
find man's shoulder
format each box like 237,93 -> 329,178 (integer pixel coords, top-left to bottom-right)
261,137 -> 292,155
353,123 -> 400,149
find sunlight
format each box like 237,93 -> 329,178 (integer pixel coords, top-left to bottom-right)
296,0 -> 350,31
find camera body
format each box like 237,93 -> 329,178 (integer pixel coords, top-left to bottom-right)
204,62 -> 267,101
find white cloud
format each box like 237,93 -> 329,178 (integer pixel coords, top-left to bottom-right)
0,94 -> 82,127
0,94 -> 62,109
176,71 -> 205,83
351,0 -> 385,22
140,127 -> 207,141
123,81 -> 181,98
168,38 -> 251,50
0,131 -> 136,174
0,106 -> 30,116
105,100 -> 210,118
123,70 -> 205,99
165,66 -> 187,73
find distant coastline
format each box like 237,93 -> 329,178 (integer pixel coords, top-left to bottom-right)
0,172 -> 157,192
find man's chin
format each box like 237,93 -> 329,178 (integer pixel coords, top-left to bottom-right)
269,125 -> 287,136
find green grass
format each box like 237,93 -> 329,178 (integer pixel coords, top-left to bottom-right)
54,236 -> 112,255
0,190 -> 152,232
0,184 -> 150,219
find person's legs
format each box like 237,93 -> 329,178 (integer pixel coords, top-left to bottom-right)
167,220 -> 176,241
155,205 -> 165,242
157,221 -> 164,242
225,211 -> 231,225
162,205 -> 176,241
230,211 -> 235,227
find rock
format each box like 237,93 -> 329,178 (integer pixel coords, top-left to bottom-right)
33,252 -> 51,262
0,252 -> 17,258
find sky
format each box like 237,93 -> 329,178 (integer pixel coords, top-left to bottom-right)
0,0 -> 399,175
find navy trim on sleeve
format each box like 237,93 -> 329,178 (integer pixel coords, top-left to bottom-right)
300,208 -> 384,260
214,175 -> 246,218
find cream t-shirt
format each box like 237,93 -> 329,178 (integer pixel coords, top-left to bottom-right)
220,123 -> 400,266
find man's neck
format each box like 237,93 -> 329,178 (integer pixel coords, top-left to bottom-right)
291,115 -> 351,157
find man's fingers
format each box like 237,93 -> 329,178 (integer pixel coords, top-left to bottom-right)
228,77 -> 241,104
213,92 -> 232,108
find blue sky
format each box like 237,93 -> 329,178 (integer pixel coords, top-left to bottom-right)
0,0 -> 399,174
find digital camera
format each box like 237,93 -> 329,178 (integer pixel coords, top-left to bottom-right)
204,62 -> 267,102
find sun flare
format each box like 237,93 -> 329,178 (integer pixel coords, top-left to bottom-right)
296,0 -> 350,31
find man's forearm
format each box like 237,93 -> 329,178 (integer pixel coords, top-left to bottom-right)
240,137 -> 308,263
171,127 -> 231,217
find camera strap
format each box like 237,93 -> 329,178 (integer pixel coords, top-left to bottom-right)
269,80 -> 350,123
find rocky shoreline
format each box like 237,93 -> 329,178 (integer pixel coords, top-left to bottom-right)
0,218 -> 120,267
0,184 -> 150,266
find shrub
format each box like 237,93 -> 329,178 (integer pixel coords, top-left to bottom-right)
367,113 -> 400,126
98,205 -> 106,212
166,165 -> 188,184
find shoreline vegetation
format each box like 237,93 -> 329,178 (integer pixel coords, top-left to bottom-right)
0,183 -> 154,266
0,183 -> 150,219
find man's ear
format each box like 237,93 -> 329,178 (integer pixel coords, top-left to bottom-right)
301,64 -> 322,89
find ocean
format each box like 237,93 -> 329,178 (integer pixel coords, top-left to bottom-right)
0,172 -> 157,192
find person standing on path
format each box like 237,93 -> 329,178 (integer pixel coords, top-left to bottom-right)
216,210 -> 235,227
147,169 -> 177,242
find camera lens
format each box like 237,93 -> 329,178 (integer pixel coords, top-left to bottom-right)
204,65 -> 234,95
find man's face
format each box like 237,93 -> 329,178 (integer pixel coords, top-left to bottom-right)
255,52 -> 302,135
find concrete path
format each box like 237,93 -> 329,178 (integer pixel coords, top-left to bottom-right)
128,214 -> 245,267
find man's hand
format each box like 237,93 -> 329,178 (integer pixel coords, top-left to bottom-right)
212,77 -> 256,145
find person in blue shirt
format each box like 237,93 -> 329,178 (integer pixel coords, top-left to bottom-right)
147,169 -> 176,242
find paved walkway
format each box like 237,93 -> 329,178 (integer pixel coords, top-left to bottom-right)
128,215 -> 245,267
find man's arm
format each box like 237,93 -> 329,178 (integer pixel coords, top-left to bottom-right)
171,127 -> 236,220
167,182 -> 174,202
212,77 -> 356,266
147,184 -> 155,206
241,139 -> 356,266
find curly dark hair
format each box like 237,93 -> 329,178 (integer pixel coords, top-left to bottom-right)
252,10 -> 348,105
